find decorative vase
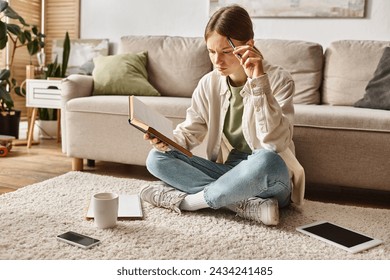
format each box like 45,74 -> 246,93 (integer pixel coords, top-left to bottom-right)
37,120 -> 57,139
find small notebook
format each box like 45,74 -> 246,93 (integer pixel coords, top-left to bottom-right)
86,194 -> 143,220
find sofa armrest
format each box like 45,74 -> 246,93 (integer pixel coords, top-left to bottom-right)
61,74 -> 94,102
61,74 -> 94,154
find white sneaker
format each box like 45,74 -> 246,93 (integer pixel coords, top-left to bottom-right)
140,182 -> 187,214
234,197 -> 279,226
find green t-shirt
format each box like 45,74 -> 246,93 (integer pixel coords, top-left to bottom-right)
223,80 -> 252,154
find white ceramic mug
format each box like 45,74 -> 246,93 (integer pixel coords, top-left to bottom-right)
93,192 -> 119,229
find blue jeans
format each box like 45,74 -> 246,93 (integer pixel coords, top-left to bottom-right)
146,148 -> 291,209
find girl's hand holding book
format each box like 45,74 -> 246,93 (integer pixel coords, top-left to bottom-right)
144,133 -> 169,152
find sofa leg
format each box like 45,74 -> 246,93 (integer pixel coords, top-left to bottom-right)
87,159 -> 95,167
72,158 -> 84,171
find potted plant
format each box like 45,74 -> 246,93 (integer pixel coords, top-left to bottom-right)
44,31 -> 70,80
0,0 -> 45,138
37,31 -> 70,139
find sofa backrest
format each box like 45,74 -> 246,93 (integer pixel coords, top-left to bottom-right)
121,36 -> 390,107
119,35 -> 213,98
255,39 -> 323,105
322,40 -> 390,106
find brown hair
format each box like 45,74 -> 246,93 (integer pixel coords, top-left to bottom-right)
205,5 -> 254,43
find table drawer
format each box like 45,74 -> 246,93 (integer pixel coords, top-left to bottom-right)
26,79 -> 62,109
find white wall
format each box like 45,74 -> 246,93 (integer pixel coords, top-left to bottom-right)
81,0 -> 390,53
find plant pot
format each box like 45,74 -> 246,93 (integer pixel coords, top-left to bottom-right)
0,110 -> 21,139
37,120 -> 57,139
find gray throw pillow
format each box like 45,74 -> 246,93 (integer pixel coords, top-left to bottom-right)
354,47 -> 390,110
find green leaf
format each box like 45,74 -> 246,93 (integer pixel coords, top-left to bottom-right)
61,32 -> 71,77
14,86 -> 21,95
0,87 -> 9,99
0,22 -> 7,49
0,86 -> 13,109
6,23 -> 21,36
0,78 -> 6,86
45,56 -> 59,78
55,65 -> 61,77
3,6 -> 19,19
24,30 -> 32,42
0,21 -> 6,38
27,40 -> 39,56
0,39 -> 6,50
14,86 -> 25,97
38,108 -> 57,120
4,6 -> 27,26
32,25 -> 38,35
0,1 -> 9,13
45,56 -> 61,78
18,31 -> 26,44
0,69 -> 10,80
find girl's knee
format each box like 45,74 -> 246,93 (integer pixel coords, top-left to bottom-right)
146,149 -> 156,168
252,150 -> 288,174
146,149 -> 167,175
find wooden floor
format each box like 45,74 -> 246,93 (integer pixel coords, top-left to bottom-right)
0,139 -> 155,195
1,139 -> 389,209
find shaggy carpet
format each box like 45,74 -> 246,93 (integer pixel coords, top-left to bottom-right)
0,171 -> 388,260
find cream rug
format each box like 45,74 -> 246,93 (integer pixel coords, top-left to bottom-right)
0,172 -> 388,260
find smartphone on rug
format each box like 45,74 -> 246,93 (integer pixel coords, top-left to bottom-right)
296,221 -> 382,254
57,231 -> 100,249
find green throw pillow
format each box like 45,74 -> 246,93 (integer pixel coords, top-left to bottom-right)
92,52 -> 160,96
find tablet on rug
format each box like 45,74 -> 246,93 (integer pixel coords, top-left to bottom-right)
296,221 -> 382,254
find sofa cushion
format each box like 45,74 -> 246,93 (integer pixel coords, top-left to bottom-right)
92,52 -> 160,96
255,39 -> 323,105
354,47 -> 390,110
119,36 -> 213,98
322,40 -> 390,106
294,104 -> 390,132
66,95 -> 191,120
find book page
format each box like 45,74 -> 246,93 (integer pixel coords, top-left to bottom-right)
130,96 -> 174,139
128,96 -> 193,157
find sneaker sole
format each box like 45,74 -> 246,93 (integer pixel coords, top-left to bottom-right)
263,199 -> 279,226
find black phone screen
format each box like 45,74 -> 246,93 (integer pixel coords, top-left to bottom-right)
302,222 -> 373,248
57,231 -> 100,246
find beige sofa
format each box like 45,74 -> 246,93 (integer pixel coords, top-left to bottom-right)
61,36 -> 390,193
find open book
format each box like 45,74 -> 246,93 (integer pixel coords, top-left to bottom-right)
86,194 -> 143,220
128,95 -> 192,157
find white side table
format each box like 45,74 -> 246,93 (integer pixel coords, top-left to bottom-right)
26,79 -> 62,148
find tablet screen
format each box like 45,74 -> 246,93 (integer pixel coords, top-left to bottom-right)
302,222 -> 373,248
